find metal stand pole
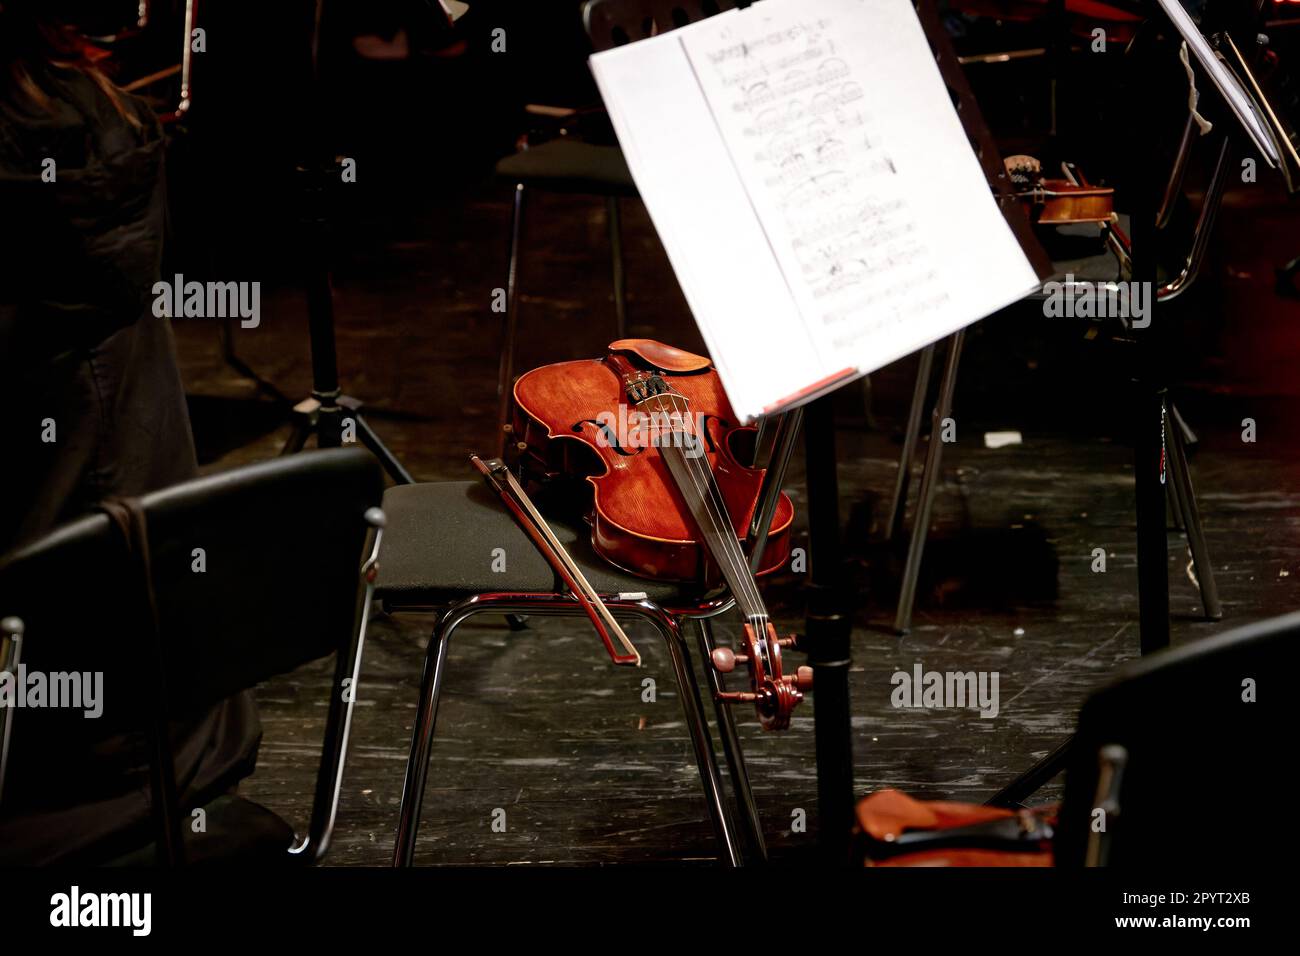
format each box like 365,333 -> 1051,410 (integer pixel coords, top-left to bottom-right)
280,0 -> 414,484
802,395 -> 855,862
1131,10 -> 1171,657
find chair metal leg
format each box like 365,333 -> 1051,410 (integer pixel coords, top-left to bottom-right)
1166,402 -> 1223,620
294,571 -> 376,861
887,343 -> 937,545
894,331 -> 964,634
393,611 -> 456,867
606,195 -> 627,339
695,619 -> 767,862
0,617 -> 24,808
496,182 -> 526,458
655,613 -> 744,867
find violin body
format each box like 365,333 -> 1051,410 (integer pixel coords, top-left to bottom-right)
1021,179 -> 1115,226
1006,155 -> 1116,227
511,340 -> 794,585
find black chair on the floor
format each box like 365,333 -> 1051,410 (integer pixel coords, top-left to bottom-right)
1058,608 -> 1296,867
854,608 -> 1297,867
376,409 -> 801,868
0,449 -> 384,865
493,0 -> 740,447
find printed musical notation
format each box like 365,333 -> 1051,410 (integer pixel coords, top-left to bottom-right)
682,5 -> 948,365
590,0 -> 1039,420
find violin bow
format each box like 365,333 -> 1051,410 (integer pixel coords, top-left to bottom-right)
471,456 -> 641,667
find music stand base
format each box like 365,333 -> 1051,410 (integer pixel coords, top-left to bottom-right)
281,394 -> 415,484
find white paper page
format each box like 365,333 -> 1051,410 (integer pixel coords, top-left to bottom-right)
678,0 -> 1040,378
591,25 -> 833,421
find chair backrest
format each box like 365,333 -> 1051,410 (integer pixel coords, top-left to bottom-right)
0,448 -> 385,862
1056,610 -> 1299,867
582,0 -> 742,53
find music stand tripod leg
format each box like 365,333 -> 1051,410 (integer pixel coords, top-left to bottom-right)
278,3 -> 415,484
1165,401 -> 1222,620
986,737 -> 1074,808
1165,434 -> 1187,531
337,396 -> 416,484
894,330 -> 964,635
281,403 -> 313,456
886,344 -> 937,545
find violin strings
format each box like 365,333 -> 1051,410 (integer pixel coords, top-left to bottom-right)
660,392 -> 771,648
685,397 -> 770,630
646,388 -> 770,648
679,432 -> 773,670
665,393 -> 750,602
682,436 -> 764,620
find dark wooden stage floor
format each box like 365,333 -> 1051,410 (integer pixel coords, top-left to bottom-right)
173,174 -> 1300,866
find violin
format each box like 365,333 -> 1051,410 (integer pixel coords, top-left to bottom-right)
508,339 -> 809,730
1006,154 -> 1115,226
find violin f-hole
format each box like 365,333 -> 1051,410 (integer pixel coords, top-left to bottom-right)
571,419 -> 642,457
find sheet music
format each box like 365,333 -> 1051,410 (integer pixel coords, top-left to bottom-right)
593,18 -> 822,420
591,0 -> 1039,420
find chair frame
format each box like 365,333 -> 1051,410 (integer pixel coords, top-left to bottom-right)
391,592 -> 751,867
289,511 -> 386,862
0,486 -> 386,866
389,408 -> 802,867
0,616 -> 23,809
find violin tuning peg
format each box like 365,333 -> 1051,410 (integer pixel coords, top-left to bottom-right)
777,634 -> 800,648
715,689 -> 761,704
710,647 -> 747,674
787,666 -> 813,692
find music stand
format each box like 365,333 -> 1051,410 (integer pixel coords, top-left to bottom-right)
120,1 -> 415,478
276,0 -> 414,483
989,0 -> 1298,807
797,0 -> 1054,861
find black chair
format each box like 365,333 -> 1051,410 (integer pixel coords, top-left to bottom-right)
0,448 -> 384,865
852,609 -> 1296,866
493,0 -> 740,446
377,395 -> 802,868
1054,609 -> 1298,868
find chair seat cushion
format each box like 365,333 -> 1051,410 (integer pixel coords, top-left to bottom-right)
495,139 -> 637,196
375,481 -> 689,609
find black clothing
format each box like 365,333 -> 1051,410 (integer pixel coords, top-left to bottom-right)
0,66 -> 261,863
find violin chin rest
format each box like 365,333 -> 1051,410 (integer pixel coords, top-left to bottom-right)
609,338 -> 712,373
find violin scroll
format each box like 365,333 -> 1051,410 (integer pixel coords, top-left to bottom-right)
712,623 -> 811,731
